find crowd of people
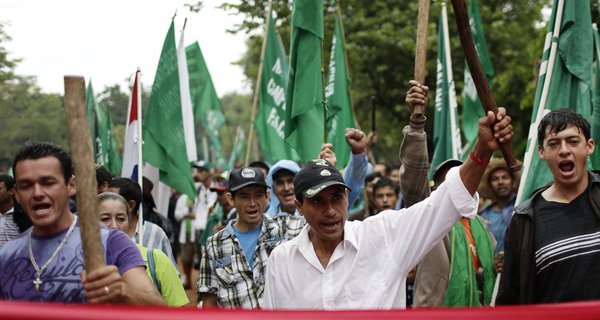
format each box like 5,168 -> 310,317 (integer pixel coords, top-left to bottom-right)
0,80 -> 598,310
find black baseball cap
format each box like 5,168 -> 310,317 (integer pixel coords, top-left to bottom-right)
294,159 -> 351,199
432,159 -> 463,184
228,167 -> 269,192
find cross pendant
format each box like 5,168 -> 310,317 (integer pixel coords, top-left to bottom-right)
33,276 -> 42,291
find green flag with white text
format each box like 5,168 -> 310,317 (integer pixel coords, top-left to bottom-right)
461,0 -> 494,154
143,20 -> 196,199
430,3 -> 462,179
256,11 -> 300,164
186,42 -> 227,169
325,14 -> 354,169
516,0 -> 593,204
284,0 -> 325,163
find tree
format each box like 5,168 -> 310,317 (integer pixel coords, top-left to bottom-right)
0,77 -> 67,169
0,23 -> 67,170
0,21 -> 20,84
220,91 -> 252,157
205,0 -> 552,164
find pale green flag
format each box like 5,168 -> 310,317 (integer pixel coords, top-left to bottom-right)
516,0 -> 593,204
143,20 -> 196,199
255,11 -> 301,164
430,3 -> 462,179
186,42 -> 227,169
284,0 -> 325,163
227,126 -> 245,170
325,13 -> 355,169
461,0 -> 494,154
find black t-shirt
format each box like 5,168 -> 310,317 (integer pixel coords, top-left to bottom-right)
534,188 -> 600,303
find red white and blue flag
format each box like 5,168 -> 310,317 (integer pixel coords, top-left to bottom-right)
121,69 -> 142,182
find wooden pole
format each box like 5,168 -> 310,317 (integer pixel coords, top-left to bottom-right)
413,0 -> 431,115
244,0 -> 272,166
322,38 -> 328,144
63,76 -> 105,273
451,0 -> 520,173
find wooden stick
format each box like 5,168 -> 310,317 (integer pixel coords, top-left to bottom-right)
413,0 -> 430,115
371,96 -> 377,132
451,0 -> 520,173
244,0 -> 273,166
64,76 -> 105,273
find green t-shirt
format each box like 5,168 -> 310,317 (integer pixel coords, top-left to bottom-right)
137,244 -> 189,307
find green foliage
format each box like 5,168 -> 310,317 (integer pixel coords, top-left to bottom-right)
220,91 -> 252,155
214,0 -> 551,163
0,21 -> 20,84
0,77 -> 67,169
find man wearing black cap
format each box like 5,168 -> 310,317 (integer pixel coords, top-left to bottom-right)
262,106 -> 513,309
197,167 -> 305,308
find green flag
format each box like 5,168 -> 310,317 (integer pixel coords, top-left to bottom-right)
255,11 -> 301,164
591,23 -> 600,169
429,2 -> 462,179
284,0 -> 325,163
100,104 -> 123,174
516,0 -> 593,204
185,42 -> 227,169
461,0 -> 494,154
86,81 -> 103,164
143,20 -> 196,199
227,126 -> 245,170
325,13 -> 355,169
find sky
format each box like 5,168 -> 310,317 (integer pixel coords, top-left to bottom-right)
0,0 -> 251,97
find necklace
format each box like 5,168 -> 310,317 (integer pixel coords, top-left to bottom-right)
28,215 -> 78,292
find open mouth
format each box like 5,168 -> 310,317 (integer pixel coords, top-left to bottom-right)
245,209 -> 260,218
32,203 -> 52,214
558,161 -> 575,174
321,220 -> 341,232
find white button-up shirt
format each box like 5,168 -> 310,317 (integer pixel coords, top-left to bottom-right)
262,167 -> 478,309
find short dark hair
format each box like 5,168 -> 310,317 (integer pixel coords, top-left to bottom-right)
249,160 -> 270,174
108,177 -> 142,216
537,108 -> 591,148
0,174 -> 15,189
12,142 -> 72,183
365,172 -> 382,186
372,177 -> 400,196
95,164 -> 113,187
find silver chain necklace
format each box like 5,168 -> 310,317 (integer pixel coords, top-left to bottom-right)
28,215 -> 78,292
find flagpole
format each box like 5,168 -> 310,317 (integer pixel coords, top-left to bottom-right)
135,68 -> 144,245
245,0 -> 272,166
335,3 -> 375,163
442,1 -> 461,159
413,0 -> 431,116
515,0 -> 564,205
321,42 -> 328,144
